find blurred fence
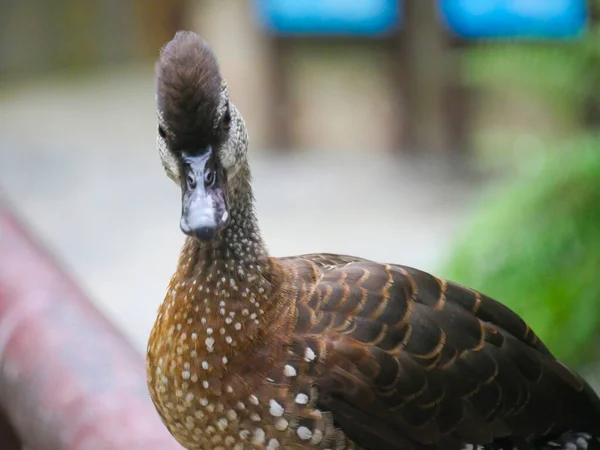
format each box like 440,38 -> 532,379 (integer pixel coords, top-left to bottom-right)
0,0 -> 184,78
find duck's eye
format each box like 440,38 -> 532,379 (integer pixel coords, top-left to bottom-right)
158,125 -> 167,139
204,168 -> 216,187
221,109 -> 231,132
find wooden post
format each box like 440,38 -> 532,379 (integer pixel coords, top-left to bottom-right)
397,0 -> 453,154
266,36 -> 293,151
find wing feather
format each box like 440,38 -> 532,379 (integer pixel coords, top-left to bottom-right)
275,255 -> 600,449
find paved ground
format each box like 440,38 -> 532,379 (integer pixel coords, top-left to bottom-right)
0,65 -> 480,352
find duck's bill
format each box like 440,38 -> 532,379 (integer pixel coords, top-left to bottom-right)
179,149 -> 229,241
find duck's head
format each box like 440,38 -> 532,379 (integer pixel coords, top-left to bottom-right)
155,31 -> 249,242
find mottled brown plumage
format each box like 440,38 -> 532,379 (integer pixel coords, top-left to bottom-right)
147,31 -> 600,450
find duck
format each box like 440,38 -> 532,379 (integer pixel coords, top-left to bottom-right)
146,31 -> 600,450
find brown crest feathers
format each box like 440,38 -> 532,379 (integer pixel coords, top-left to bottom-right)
155,31 -> 222,145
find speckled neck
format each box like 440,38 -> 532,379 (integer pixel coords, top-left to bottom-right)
178,171 -> 270,284
155,169 -> 291,374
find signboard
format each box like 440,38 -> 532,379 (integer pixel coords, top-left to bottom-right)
440,0 -> 587,39
254,0 -> 400,36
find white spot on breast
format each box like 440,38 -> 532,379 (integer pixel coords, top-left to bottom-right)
305,347 -> 316,362
181,370 -> 190,380
249,395 -> 259,405
295,393 -> 309,405
269,399 -> 284,417
227,409 -> 237,421
250,413 -> 260,422
252,428 -> 265,445
284,365 -> 297,377
311,429 -> 324,444
239,430 -> 250,440
274,418 -> 289,431
297,426 -> 312,440
267,438 -> 280,450
217,418 -> 228,431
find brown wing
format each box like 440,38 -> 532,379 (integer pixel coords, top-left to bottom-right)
277,255 -> 600,450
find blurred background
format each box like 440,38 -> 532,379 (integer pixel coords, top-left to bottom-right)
0,0 -> 598,389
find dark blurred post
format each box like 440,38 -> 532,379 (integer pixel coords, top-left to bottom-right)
267,37 -> 293,152
396,0 -> 457,155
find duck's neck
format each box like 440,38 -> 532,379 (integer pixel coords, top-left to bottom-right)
167,175 -> 290,358
180,174 -> 269,277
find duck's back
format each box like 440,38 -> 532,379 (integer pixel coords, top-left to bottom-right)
270,253 -> 600,450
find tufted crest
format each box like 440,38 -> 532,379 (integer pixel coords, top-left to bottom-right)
155,31 -> 223,147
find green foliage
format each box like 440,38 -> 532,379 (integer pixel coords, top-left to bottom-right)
460,11 -> 600,172
442,7 -> 600,368
442,137 -> 600,367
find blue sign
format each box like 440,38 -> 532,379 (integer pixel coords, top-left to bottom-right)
254,0 -> 400,36
440,0 -> 587,39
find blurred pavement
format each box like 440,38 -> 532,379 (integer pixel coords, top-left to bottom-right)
0,66 -> 479,352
